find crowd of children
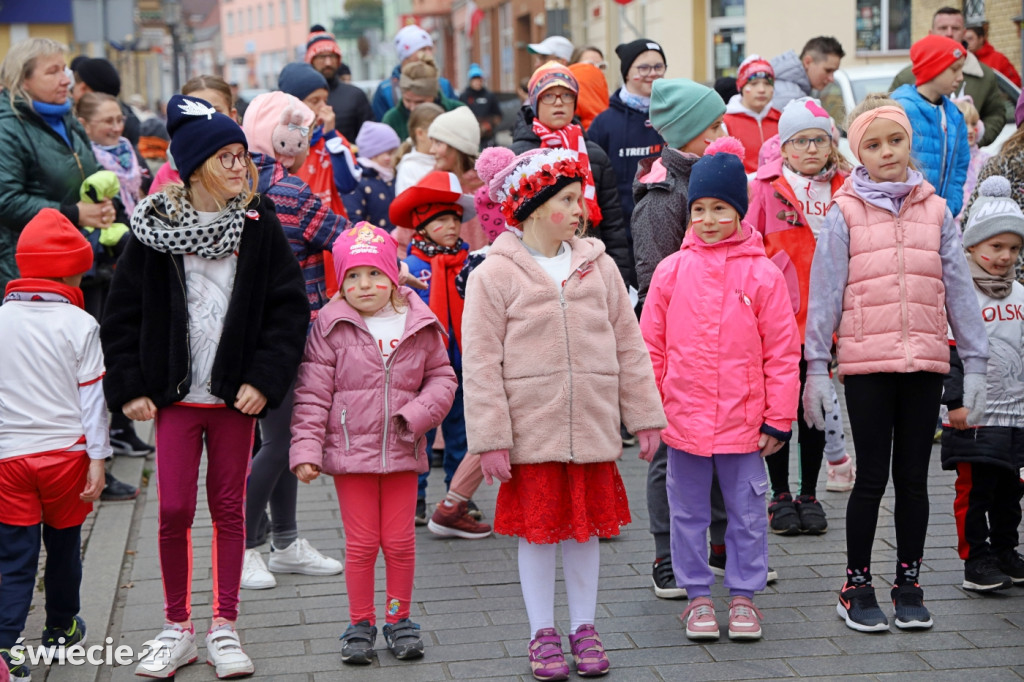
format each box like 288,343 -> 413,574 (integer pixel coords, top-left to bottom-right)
4,26 -> 1024,682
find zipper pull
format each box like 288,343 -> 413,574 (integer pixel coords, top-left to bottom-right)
341,409 -> 347,426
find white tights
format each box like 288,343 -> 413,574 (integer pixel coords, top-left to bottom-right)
517,537 -> 600,637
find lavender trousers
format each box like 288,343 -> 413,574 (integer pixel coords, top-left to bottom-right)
667,447 -> 769,599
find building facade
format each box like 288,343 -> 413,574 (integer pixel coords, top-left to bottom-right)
220,0 -> 309,89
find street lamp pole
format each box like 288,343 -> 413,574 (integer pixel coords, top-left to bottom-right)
163,0 -> 182,93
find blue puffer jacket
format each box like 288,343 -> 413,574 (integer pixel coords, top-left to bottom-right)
587,91 -> 665,222
891,84 -> 970,216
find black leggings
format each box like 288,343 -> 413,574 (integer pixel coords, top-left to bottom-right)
843,372 -> 943,571
766,355 -> 825,497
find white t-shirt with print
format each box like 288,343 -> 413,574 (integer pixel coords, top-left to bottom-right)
364,305 -> 408,361
181,209 -> 238,405
782,164 -> 833,238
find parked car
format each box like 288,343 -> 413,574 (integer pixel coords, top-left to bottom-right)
819,62 -> 1020,160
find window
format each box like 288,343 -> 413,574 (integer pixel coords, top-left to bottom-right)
227,11 -> 234,35
256,5 -> 262,29
280,0 -> 287,25
479,12 -> 491,88
267,2 -> 274,27
247,7 -> 253,32
707,0 -> 745,80
293,0 -> 301,23
856,0 -> 912,53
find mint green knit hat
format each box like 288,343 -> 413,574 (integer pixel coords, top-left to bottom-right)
650,78 -> 726,150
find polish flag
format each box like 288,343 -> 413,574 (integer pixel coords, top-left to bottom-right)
467,0 -> 484,36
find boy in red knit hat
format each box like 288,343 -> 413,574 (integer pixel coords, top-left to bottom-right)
891,34 -> 970,216
0,209 -> 110,681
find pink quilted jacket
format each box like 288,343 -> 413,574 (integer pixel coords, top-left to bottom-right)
640,223 -> 801,456
832,181 -> 951,376
289,288 -> 457,476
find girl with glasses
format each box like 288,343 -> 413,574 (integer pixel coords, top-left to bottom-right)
511,61 -> 634,288
748,97 -> 856,538
102,93 -> 310,678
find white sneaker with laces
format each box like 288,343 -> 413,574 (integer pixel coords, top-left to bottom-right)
135,625 -> 198,678
826,457 -> 856,492
205,626 -> 254,679
267,538 -> 343,576
241,548 -> 276,590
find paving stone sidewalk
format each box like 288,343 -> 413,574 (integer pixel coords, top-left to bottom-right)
23,422 -> 1024,681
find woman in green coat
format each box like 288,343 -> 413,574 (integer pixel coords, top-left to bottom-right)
0,38 -> 112,291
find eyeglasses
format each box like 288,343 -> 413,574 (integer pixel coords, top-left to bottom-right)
218,150 -> 251,169
786,135 -> 831,151
634,63 -> 666,77
539,91 -> 577,105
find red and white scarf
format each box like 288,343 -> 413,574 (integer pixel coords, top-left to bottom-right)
530,119 -> 602,226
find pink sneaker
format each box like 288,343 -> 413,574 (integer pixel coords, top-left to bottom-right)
528,628 -> 569,681
826,457 -> 856,492
727,596 -> 763,640
680,596 -> 719,640
568,624 -> 610,677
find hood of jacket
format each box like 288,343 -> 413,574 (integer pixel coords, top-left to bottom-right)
486,230 -> 606,275
633,147 -> 698,202
725,94 -> 776,121
770,50 -> 812,95
253,151 -> 288,194
680,219 -> 768,259
315,285 -> 444,340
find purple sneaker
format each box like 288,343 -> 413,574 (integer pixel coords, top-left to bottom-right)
568,624 -> 610,677
528,628 -> 569,681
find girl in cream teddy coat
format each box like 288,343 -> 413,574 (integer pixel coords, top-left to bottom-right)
463,146 -> 665,681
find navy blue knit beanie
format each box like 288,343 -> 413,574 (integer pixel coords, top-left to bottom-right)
166,94 -> 248,183
278,62 -> 328,101
687,145 -> 749,217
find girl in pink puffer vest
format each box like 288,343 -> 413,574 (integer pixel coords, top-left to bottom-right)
289,222 -> 457,664
802,96 -> 988,634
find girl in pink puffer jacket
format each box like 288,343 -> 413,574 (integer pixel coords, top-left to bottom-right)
289,222 -> 457,665
640,138 -> 801,642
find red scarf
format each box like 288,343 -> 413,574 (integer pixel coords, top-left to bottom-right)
411,238 -> 467,350
4,277 -> 85,309
530,119 -> 602,225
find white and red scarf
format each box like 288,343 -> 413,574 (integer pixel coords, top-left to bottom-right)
530,119 -> 602,225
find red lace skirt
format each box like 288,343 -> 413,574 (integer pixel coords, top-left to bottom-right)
493,461 -> 631,544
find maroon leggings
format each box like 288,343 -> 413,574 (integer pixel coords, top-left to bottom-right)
155,404 -> 255,623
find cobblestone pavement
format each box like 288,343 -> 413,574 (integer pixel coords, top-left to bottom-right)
21,420 -> 1024,681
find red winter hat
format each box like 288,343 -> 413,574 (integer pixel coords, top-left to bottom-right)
389,171 -> 476,230
16,208 -> 93,278
736,54 -> 774,90
910,35 -> 966,86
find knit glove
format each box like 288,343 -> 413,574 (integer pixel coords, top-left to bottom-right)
480,449 -> 511,485
963,373 -> 988,425
802,374 -> 834,431
636,429 -> 661,462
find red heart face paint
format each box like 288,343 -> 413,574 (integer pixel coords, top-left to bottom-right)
550,212 -> 565,224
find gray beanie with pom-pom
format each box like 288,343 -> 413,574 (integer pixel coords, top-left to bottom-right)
963,176 -> 1024,248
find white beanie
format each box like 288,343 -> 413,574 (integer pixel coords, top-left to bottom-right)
428,107 -> 481,158
394,25 -> 434,62
963,176 -> 1024,247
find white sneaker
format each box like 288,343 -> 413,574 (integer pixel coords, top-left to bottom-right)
267,538 -> 343,576
135,625 -> 198,678
205,626 -> 254,679
241,549 -> 276,590
826,457 -> 856,492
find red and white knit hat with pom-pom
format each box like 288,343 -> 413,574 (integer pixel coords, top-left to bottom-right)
475,146 -> 592,227
686,136 -> 750,217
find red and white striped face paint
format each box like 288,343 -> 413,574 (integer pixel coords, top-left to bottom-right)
689,197 -> 739,245
342,265 -> 394,316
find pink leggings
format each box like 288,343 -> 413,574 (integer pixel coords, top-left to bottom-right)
334,472 -> 418,625
154,404 -> 255,623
